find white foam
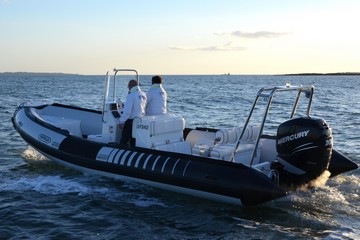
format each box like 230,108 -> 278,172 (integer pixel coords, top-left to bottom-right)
21,146 -> 48,161
1,175 -> 107,196
300,170 -> 331,190
294,185 -> 348,207
332,174 -> 360,186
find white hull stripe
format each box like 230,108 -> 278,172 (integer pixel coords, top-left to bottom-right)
115,149 -> 126,164
96,147 -> 193,176
108,148 -> 119,163
161,157 -> 171,173
134,153 -> 145,168
151,156 -> 161,171
171,159 -> 181,175
143,154 -> 153,169
131,153 -> 144,167
183,160 -> 191,177
120,151 -> 131,165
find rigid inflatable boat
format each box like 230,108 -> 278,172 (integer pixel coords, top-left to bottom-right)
12,69 -> 358,206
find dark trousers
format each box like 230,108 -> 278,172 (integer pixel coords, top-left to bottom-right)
120,119 -> 135,146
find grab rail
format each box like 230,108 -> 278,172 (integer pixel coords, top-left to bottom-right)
229,84 -> 315,165
101,68 -> 139,123
113,68 -> 139,102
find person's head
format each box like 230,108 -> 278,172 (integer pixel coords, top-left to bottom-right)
152,76 -> 162,84
128,79 -> 138,90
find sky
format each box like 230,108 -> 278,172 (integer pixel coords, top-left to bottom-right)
1,0 -> 360,75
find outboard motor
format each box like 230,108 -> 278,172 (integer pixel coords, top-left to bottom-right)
276,117 -> 333,181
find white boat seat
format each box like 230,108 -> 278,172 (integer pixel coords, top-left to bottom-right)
210,142 -> 262,165
215,125 -> 260,145
132,113 -> 185,148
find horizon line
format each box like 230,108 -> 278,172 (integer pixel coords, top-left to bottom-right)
1,71 -> 360,76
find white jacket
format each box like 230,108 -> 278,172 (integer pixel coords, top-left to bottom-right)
119,86 -> 147,124
146,84 -> 167,115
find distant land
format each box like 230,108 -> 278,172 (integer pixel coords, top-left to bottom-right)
0,72 -> 80,76
281,72 -> 360,76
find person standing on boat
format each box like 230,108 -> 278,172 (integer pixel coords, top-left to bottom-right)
146,75 -> 167,115
119,79 -> 147,146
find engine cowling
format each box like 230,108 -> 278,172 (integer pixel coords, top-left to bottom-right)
276,117 -> 333,181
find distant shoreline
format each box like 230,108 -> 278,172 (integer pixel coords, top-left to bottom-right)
0,72 -> 81,76
280,72 -> 360,76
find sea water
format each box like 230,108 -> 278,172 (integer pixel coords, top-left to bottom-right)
0,73 -> 359,239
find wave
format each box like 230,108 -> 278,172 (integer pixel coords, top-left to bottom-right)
0,175 -> 98,195
0,173 -> 167,208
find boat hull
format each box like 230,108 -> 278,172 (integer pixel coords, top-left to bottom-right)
12,105 -> 287,206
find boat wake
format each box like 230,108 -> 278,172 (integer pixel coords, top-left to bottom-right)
0,175 -> 101,195
0,173 -> 166,208
300,170 -> 331,190
332,173 -> 360,186
291,173 -> 360,210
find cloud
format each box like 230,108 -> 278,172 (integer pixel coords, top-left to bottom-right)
215,31 -> 291,39
169,42 -> 247,51
168,45 -> 193,51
